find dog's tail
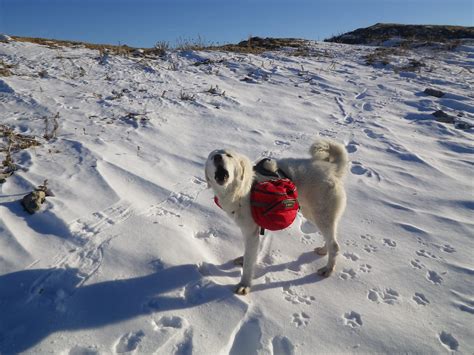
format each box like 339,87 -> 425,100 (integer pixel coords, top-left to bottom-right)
309,139 -> 348,178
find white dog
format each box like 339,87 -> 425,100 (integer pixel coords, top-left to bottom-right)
205,139 -> 348,295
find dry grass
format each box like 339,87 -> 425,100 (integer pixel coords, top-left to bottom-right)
0,60 -> 16,76
152,41 -> 170,55
179,90 -> 196,101
364,47 -> 427,72
209,44 -> 268,55
193,58 -> 226,66
120,112 -> 149,128
0,124 -> 41,182
12,36 -> 137,56
291,47 -> 312,57
38,69 -> 48,78
205,85 -> 225,96
175,35 -> 211,51
10,35 -> 318,58
394,59 -> 426,73
209,37 -> 311,55
13,36 -> 171,59
0,125 -> 41,153
167,61 -> 178,71
364,47 -> 404,66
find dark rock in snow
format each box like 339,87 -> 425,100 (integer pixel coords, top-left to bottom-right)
454,121 -> 473,130
432,110 -> 455,123
424,88 -> 445,98
22,190 -> 46,214
21,180 -> 53,214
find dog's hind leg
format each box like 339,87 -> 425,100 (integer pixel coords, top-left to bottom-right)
315,221 -> 340,277
304,183 -> 346,276
304,202 -> 341,277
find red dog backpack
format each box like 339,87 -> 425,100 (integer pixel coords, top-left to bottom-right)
250,178 -> 299,233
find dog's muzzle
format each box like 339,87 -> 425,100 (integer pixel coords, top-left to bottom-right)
215,166 -> 229,185
213,153 -> 229,185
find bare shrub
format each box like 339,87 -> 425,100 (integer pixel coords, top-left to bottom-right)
0,60 -> 15,76
168,61 -> 178,71
44,112 -> 60,141
206,85 -> 225,96
394,59 -> 425,73
0,124 -> 41,183
147,41 -> 170,56
175,35 -> 210,51
179,90 -> 196,101
38,69 -> 48,78
364,47 -> 402,66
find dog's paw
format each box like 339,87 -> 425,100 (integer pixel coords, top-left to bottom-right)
317,266 -> 334,277
314,246 -> 328,256
233,256 -> 244,267
235,284 -> 250,296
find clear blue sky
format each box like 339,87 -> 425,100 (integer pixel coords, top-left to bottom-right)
1,0 -> 472,47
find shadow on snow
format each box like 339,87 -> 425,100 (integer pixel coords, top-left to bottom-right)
0,252 -> 323,353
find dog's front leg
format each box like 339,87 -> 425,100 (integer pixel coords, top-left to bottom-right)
236,226 -> 260,295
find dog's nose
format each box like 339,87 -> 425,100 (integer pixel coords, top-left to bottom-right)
213,154 -> 223,164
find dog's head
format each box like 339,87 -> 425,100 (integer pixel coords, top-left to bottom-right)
205,149 -> 253,193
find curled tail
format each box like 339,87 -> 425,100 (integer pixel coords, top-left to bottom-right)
309,139 -> 348,178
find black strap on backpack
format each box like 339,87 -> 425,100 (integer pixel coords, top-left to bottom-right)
253,158 -> 291,235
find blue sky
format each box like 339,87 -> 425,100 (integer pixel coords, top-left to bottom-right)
1,0 -> 472,47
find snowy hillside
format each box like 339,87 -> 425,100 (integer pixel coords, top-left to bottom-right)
0,37 -> 473,354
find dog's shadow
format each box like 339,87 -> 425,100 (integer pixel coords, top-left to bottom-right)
252,251 -> 326,292
207,251 -> 326,292
0,264 -> 234,353
0,253 -> 325,353
260,251 -> 322,274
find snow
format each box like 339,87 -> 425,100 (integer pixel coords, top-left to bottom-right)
0,38 -> 473,354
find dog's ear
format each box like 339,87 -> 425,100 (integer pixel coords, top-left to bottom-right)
238,155 -> 251,182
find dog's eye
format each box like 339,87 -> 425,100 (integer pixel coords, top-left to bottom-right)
226,154 -> 232,158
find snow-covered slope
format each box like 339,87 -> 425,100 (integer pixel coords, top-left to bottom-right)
0,38 -> 473,354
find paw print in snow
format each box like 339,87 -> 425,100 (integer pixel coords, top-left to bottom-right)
433,243 -> 456,253
291,312 -> 310,327
426,270 -> 443,285
300,234 -> 316,245
343,239 -> 359,247
410,259 -> 424,269
363,244 -> 378,253
382,238 -> 396,247
416,249 -> 437,259
339,268 -> 357,280
368,288 -> 400,305
283,286 -> 315,305
343,311 -> 363,328
413,293 -> 429,306
359,264 -> 372,273
343,252 -> 360,261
